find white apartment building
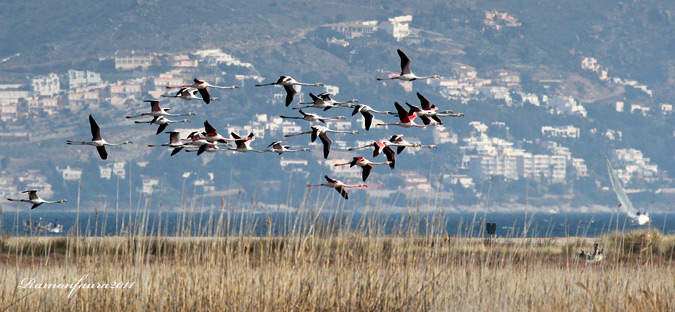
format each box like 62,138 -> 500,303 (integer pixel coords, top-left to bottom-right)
114,50 -> 153,70
0,104 -> 18,122
546,96 -> 587,117
0,84 -> 32,106
541,125 -> 580,139
192,49 -> 254,68
572,158 -> 588,177
67,70 -> 103,90
327,20 -> 378,39
32,73 -> 60,97
68,89 -> 100,107
27,97 -> 59,115
380,15 -> 412,41
56,166 -> 82,181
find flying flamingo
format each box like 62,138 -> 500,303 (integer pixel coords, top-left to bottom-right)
259,141 -> 310,155
255,76 -> 323,106
334,157 -> 392,181
284,125 -> 359,159
294,92 -> 357,111
125,100 -> 195,119
387,134 -> 437,154
134,116 -> 191,135
181,131 -> 223,155
377,102 -> 435,128
348,141 -> 396,169
185,144 -> 223,154
402,93 -> 463,125
280,110 -> 345,123
351,104 -> 395,131
165,78 -> 238,104
7,190 -> 66,209
376,49 -> 441,81
197,120 -> 251,145
227,132 -> 257,152
306,175 -> 367,200
161,87 -> 220,102
67,115 -> 133,160
415,92 -> 459,115
148,131 -> 186,156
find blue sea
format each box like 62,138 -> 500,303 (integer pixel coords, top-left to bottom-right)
1,211 -> 673,238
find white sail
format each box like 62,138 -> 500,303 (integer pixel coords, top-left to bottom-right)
605,157 -> 650,225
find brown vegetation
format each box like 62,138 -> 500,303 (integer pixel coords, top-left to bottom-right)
0,227 -> 673,311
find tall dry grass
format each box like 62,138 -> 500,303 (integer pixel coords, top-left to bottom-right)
0,230 -> 673,311
1,190 -> 673,311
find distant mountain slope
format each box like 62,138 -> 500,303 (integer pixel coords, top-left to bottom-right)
1,1 -> 386,66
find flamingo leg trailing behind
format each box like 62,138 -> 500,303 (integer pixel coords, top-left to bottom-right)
306,175 -> 367,200
7,190 -> 66,209
67,115 -> 133,160
334,157 -> 392,181
255,76 -> 323,106
376,49 -> 441,82
165,78 -> 238,104
280,109 -> 345,123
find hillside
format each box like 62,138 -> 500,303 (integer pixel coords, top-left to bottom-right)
0,0 -> 673,212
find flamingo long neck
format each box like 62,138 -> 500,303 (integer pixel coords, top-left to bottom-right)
372,161 -> 391,165
348,145 -> 371,151
284,131 -> 312,137
107,141 -> 131,146
306,184 -> 328,187
209,85 -> 236,89
344,184 -> 367,188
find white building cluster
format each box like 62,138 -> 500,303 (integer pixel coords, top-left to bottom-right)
581,56 -> 652,97
610,149 -> 658,184
541,125 -> 580,139
545,95 -> 587,117
0,49 -> 258,123
0,169 -> 54,200
460,122 -> 587,182
483,10 -> 521,30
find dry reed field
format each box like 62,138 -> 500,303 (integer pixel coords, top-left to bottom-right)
1,226 -> 674,311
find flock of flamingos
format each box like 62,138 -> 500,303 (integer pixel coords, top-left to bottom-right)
7,49 -> 464,207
